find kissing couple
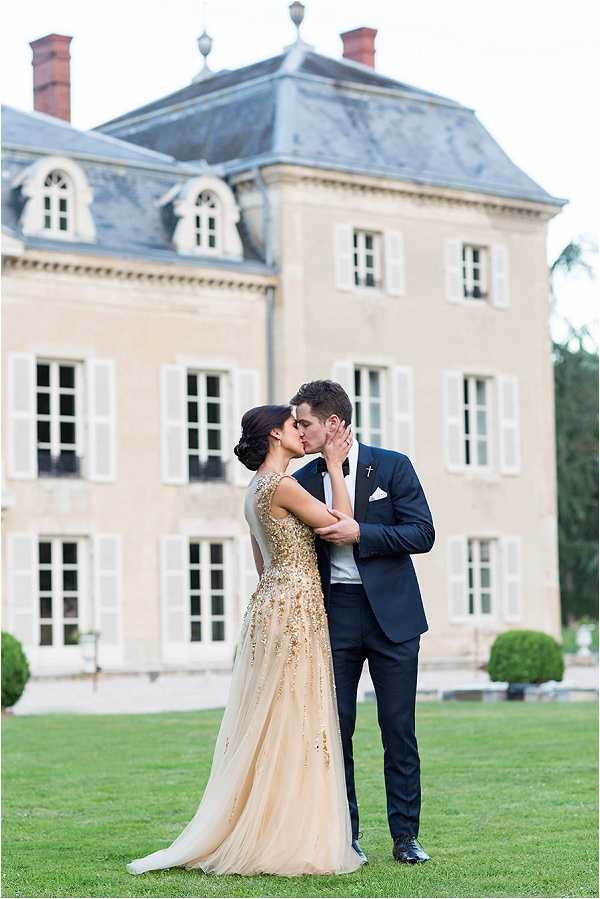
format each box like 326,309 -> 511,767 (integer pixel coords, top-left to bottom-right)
127,379 -> 435,876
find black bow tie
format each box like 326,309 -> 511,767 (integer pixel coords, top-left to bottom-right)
317,457 -> 350,477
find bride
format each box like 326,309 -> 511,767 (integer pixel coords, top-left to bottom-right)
126,404 -> 363,877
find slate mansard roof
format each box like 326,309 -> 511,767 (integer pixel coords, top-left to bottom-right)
97,43 -> 565,208
1,105 -> 268,269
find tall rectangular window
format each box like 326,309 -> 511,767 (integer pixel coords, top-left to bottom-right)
463,376 -> 490,467
467,538 -> 496,616
186,372 -> 225,481
188,540 -> 227,643
354,367 -> 384,446
353,230 -> 381,289
462,244 -> 488,300
36,360 -> 81,477
38,538 -> 83,647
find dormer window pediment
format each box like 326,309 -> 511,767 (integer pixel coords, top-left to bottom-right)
160,175 -> 243,260
12,156 -> 96,243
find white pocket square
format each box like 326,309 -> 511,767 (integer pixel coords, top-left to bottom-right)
368,487 -> 388,502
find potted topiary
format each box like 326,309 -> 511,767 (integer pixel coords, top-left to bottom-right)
1,631 -> 31,714
488,629 -> 564,700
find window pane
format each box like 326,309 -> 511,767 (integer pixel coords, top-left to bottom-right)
187,374 -> 197,396
191,621 -> 202,642
59,198 -> 68,213
40,624 -> 53,646
365,272 -> 375,287
63,569 -> 78,591
468,594 -> 474,615
206,403 -> 220,424
59,366 -> 75,389
212,620 -> 225,642
371,433 -> 382,447
210,543 -> 223,564
37,364 -> 50,387
477,440 -> 488,466
206,376 -> 220,398
64,624 -> 79,645
39,570 -> 52,591
187,401 -> 198,423
369,403 -> 381,429
188,429 -> 199,450
369,371 -> 380,397
190,595 -> 201,617
60,393 -> 75,416
62,542 -> 77,563
37,392 -> 50,415
476,410 -> 487,436
476,379 -> 486,404
40,596 -> 52,618
211,569 -> 224,590
63,596 -> 78,618
211,595 -> 224,616
37,421 -> 50,443
60,421 -> 76,444
480,541 -> 490,562
354,402 -> 361,429
468,567 -> 473,588
480,567 -> 491,589
208,234 -> 216,248
481,593 -> 491,615
354,368 -> 361,396
463,378 -> 469,404
207,430 -> 221,451
38,541 -> 52,564
189,542 -> 200,564
190,569 -> 200,590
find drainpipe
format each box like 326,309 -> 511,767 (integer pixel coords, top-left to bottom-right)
253,167 -> 275,403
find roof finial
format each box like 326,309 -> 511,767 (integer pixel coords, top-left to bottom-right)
192,2 -> 213,82
288,2 -> 305,43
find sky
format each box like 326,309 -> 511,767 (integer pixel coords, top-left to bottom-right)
2,0 -> 598,348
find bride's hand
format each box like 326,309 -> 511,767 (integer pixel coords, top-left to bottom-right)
322,419 -> 353,468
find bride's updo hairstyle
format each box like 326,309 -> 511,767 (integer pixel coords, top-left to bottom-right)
234,404 -> 292,471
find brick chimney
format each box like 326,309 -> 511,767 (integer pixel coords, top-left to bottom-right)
340,27 -> 377,69
30,33 -> 72,122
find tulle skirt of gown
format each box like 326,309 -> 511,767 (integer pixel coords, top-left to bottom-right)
126,475 -> 361,877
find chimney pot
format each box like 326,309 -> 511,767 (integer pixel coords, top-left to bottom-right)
340,26 -> 377,69
30,33 -> 73,122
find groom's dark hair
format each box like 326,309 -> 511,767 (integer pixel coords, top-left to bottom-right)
290,380 -> 353,425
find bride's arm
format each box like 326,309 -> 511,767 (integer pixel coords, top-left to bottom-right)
250,535 -> 264,576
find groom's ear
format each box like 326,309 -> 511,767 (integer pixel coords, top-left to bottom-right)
325,414 -> 341,432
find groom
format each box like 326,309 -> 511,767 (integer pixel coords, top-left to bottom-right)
291,380 -> 435,865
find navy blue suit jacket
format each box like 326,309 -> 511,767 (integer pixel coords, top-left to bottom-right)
294,443 -> 435,643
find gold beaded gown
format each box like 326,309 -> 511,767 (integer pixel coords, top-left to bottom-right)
126,471 -> 361,877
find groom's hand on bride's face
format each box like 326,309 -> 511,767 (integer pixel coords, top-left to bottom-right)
314,510 -> 360,544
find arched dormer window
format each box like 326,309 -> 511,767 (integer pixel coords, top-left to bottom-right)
160,175 -> 242,260
194,190 -> 220,252
42,170 -> 73,236
12,156 -> 96,243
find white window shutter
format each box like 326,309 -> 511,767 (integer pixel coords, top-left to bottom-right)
498,375 -> 521,474
501,536 -> 522,622
443,370 -> 464,471
384,230 -> 406,296
491,243 -> 510,308
8,353 -> 36,479
444,239 -> 463,303
332,361 -> 355,405
7,533 -> 37,647
93,535 -> 122,645
239,535 -> 259,624
448,536 -> 468,622
232,368 -> 261,487
87,358 -> 116,482
160,535 -> 188,654
160,364 -> 187,485
334,224 -> 353,291
391,366 -> 414,459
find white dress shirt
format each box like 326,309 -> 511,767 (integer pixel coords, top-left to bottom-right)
322,439 -> 362,584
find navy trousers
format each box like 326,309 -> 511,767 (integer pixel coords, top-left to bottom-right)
327,583 -> 421,841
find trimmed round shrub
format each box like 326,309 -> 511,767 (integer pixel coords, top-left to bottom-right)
1,632 -> 30,709
488,629 -> 564,685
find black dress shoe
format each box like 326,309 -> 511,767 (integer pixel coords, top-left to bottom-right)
352,839 -> 368,864
392,834 -> 430,864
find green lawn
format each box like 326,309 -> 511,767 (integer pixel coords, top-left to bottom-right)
2,702 -> 598,898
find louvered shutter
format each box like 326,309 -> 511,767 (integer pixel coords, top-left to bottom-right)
497,375 -> 521,474
8,353 -> 36,479
448,536 -> 468,622
334,224 -> 353,291
491,243 -> 510,308
501,536 -> 522,622
93,535 -> 122,645
160,364 -> 187,484
7,533 -> 37,646
232,369 -> 261,486
87,358 -> 116,481
444,239 -> 463,303
384,230 -> 406,296
391,366 -> 414,459
443,370 -> 464,471
160,535 -> 188,657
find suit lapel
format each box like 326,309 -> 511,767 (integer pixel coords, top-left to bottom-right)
303,464 -> 326,504
354,443 -> 378,523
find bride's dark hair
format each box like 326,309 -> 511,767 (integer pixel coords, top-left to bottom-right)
234,404 -> 292,471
